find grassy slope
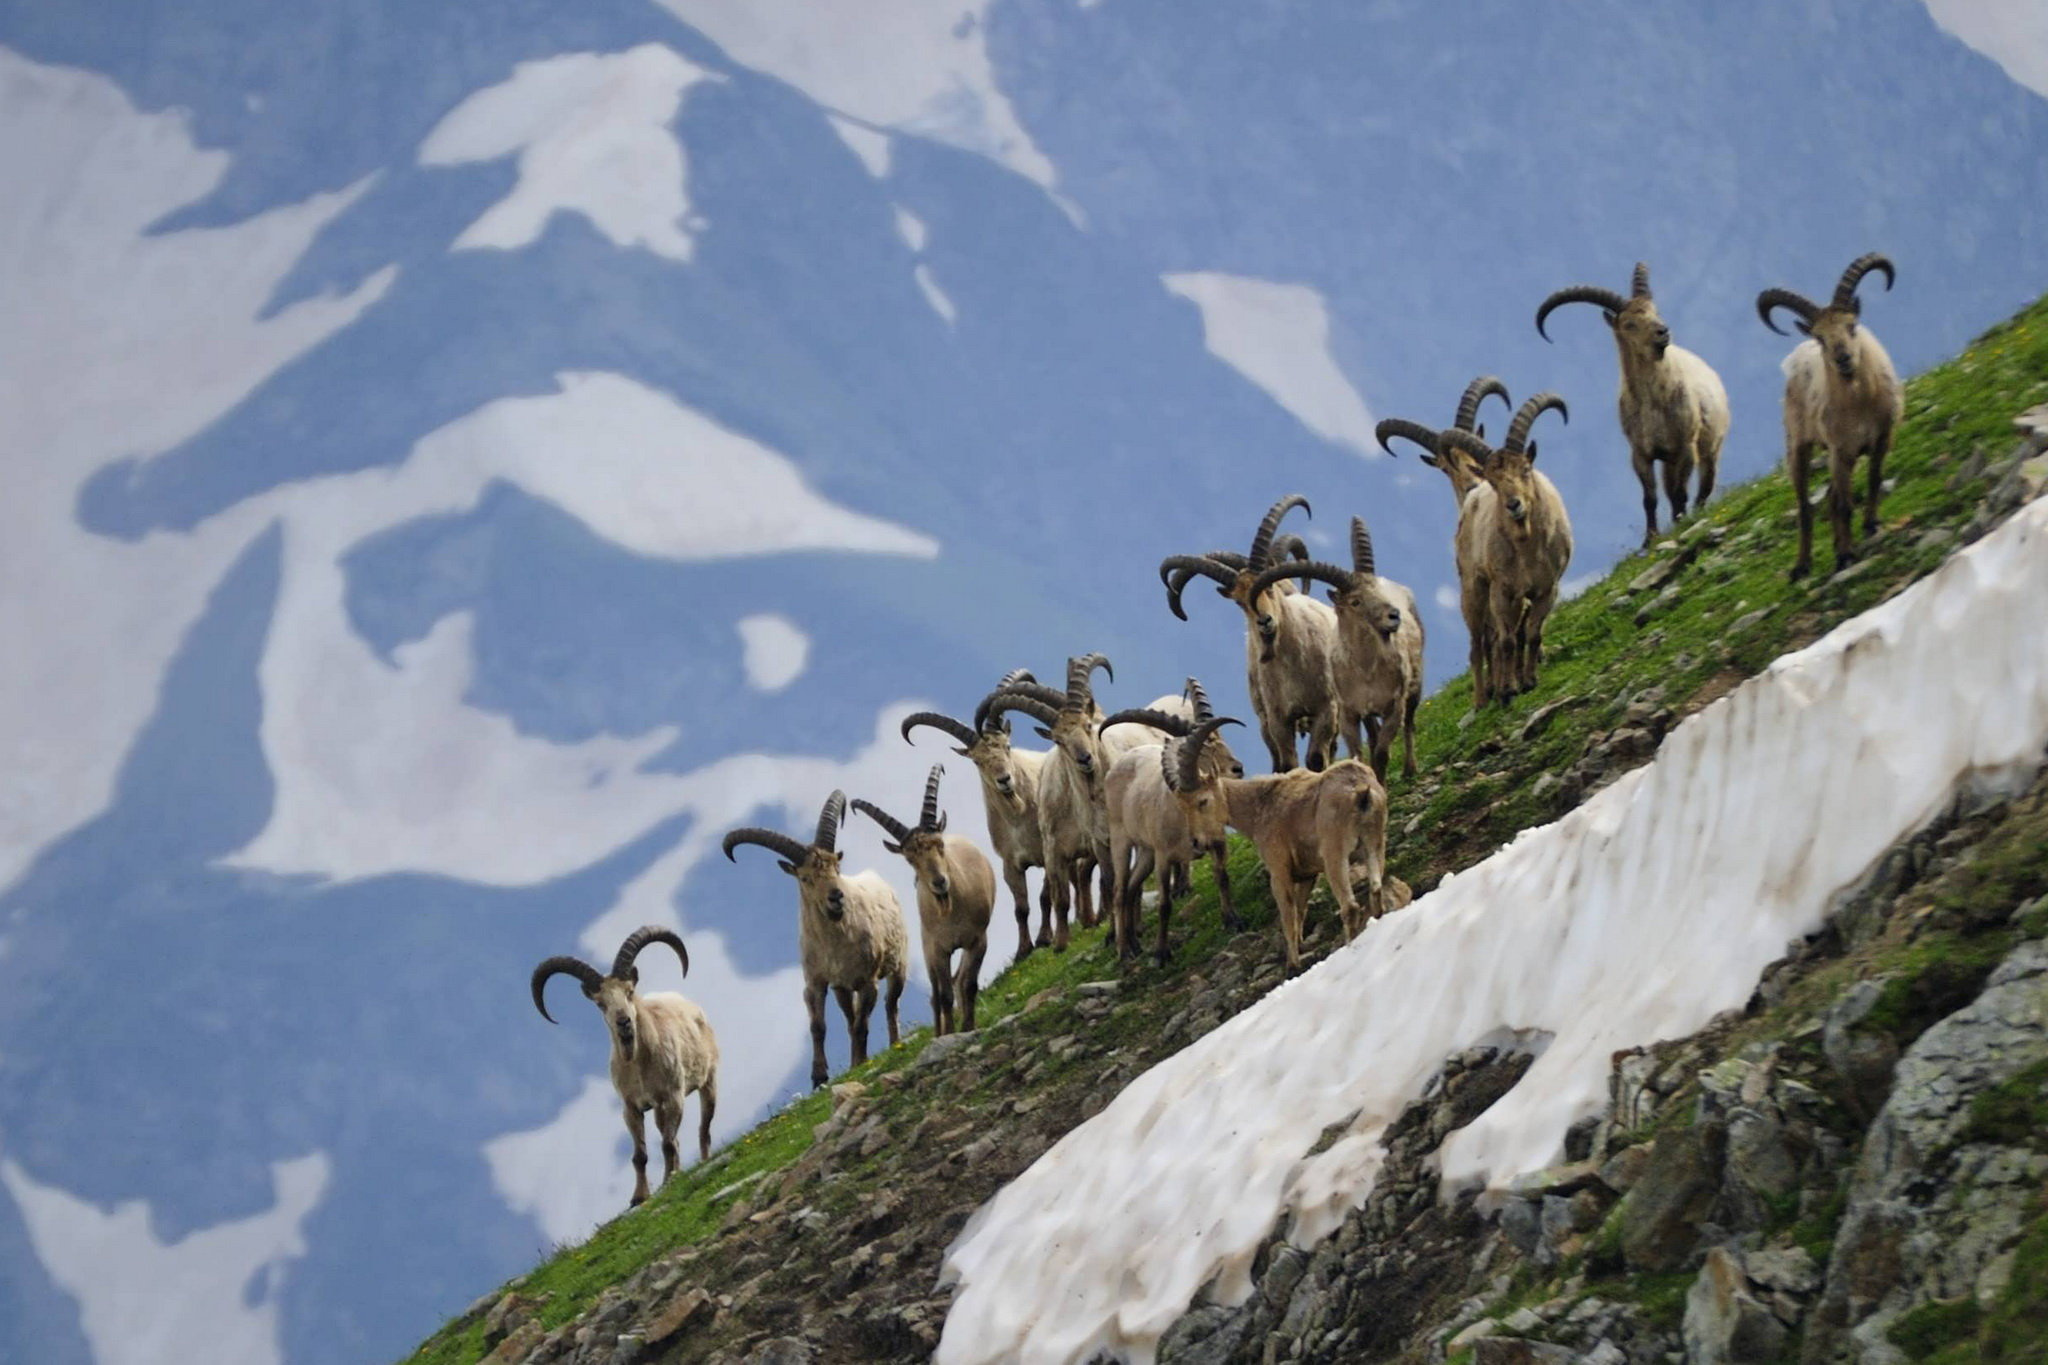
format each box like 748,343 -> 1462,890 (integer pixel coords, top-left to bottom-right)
403,292 -> 2048,1365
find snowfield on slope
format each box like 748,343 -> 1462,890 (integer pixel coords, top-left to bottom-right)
938,494 -> 2048,1365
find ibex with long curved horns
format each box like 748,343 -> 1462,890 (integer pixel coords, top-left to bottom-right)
981,657 -> 1118,950
1376,374 -> 1513,508
1441,394 -> 1576,706
722,792 -> 909,1088
1160,495 -> 1341,772
900,676 -> 1053,961
1757,253 -> 1903,579
853,766 -> 996,1037
1537,261 -> 1730,546
1248,515 -> 1424,779
1100,710 -> 1245,966
531,925 -> 718,1207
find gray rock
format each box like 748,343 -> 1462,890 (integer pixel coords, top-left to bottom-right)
1821,978 -> 1899,1114
1473,1340 -> 1578,1364
1157,1304 -> 1255,1365
743,1338 -> 814,1365
912,1032 -> 975,1069
1620,1122 -> 1725,1272
1683,1248 -> 1788,1364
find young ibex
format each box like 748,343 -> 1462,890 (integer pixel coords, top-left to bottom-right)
530,925 -> 718,1207
1756,253 -> 1903,579
900,683 -> 1052,961
1376,374 -> 1513,508
1220,758 -> 1393,977
1442,395 -> 1576,707
1248,515 -> 1424,779
1536,262 -> 1731,546
1160,496 -> 1341,772
1099,705 -> 1245,965
722,793 -> 909,1087
852,765 -> 996,1037
981,658 -> 1117,950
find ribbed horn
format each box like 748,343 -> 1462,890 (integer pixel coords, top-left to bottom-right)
613,926 -> 688,981
1756,288 -> 1821,336
995,667 -> 1037,689
1438,428 -> 1496,470
1506,392 -> 1569,453
1185,676 -> 1213,723
1248,494 -> 1311,569
814,791 -> 847,852
1071,653 -> 1112,709
722,826 -> 810,866
1249,558 -> 1352,606
1832,253 -> 1894,310
982,690 -> 1060,727
990,680 -> 1067,710
900,711 -> 976,747
1376,417 -> 1442,462
850,797 -> 912,846
531,955 -> 602,1023
1098,707 -> 1193,738
1454,377 -> 1510,433
1350,517 -> 1377,578
1631,261 -> 1651,299
1159,554 -> 1240,621
1535,285 -> 1628,340
1176,716 -> 1244,792
919,764 -> 945,830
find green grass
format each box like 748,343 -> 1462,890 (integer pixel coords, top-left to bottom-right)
402,293 -> 2048,1365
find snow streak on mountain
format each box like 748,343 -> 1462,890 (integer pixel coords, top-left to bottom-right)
0,3 -> 2044,1363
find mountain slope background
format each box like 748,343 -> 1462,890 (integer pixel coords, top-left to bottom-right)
1,4 -> 2046,1364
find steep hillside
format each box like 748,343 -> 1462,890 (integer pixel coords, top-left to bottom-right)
403,296 -> 2048,1365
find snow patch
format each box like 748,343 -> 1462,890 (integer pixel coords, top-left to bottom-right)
653,0 -> 1057,190
0,49 -> 392,892
829,115 -> 893,178
1,1153 -> 329,1365
1922,0 -> 2048,101
939,497 -> 2048,1364
420,44 -> 716,261
893,205 -> 929,253
1161,272 -> 1380,460
915,264 -> 959,325
737,614 -> 810,691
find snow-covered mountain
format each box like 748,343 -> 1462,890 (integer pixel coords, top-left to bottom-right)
0,3 -> 2044,1363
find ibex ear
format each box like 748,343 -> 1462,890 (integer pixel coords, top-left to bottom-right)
883,840 -> 902,855
1420,451 -> 1441,469
582,979 -> 601,999
777,859 -> 799,876
1325,589 -> 1340,604
1602,309 -> 1618,327
624,967 -> 639,986
1795,318 -> 1812,337
953,745 -> 972,757
1526,440 -> 1539,464
1034,726 -> 1054,741
1474,423 -> 1487,440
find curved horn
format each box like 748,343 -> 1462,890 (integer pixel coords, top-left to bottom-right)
613,925 -> 688,981
1249,558 -> 1352,606
850,797 -> 912,846
1350,517 -> 1377,579
1438,428 -> 1496,471
1454,377 -> 1510,433
1069,653 -> 1112,710
1832,253 -> 1894,310
995,667 -> 1036,689
1631,261 -> 1651,299
814,791 -> 847,853
1176,716 -> 1244,792
1098,707 -> 1194,738
900,710 -> 976,747
1506,392 -> 1569,453
982,690 -> 1060,727
722,826 -> 810,866
1376,417 -> 1442,462
531,955 -> 602,1023
919,764 -> 945,830
1535,285 -> 1628,340
1248,494 -> 1311,569
1756,287 -> 1821,336
990,680 -> 1067,710
1185,676 -> 1213,723
1159,554 -> 1239,621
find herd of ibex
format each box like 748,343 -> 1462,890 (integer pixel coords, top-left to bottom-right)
531,253 -> 1905,1206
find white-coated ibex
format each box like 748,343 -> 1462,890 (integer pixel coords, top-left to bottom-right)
1756,253 -> 1903,580
530,925 -> 718,1207
722,793 -> 909,1088
1376,374 -> 1514,509
981,659 -> 1110,949
1247,516 -> 1423,780
1537,262 -> 1731,546
900,676 -> 1053,961
1441,395 -> 1576,708
1161,496 -> 1341,773
852,765 -> 996,1037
